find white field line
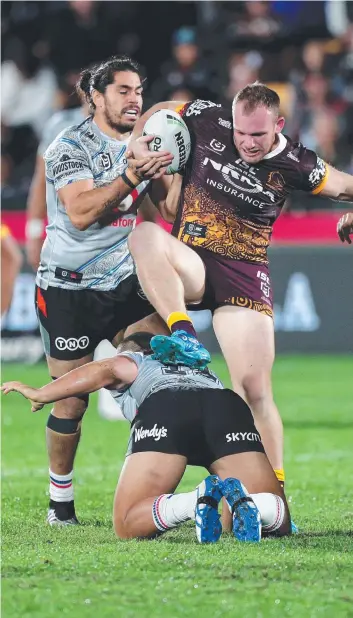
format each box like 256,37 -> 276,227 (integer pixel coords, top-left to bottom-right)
1,450 -> 351,479
2,463 -> 125,479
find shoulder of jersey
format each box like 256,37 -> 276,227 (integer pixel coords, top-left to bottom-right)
280,134 -> 305,162
50,117 -> 102,151
181,100 -> 233,136
180,99 -> 223,120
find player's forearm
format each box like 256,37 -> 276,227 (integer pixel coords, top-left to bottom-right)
26,156 -> 47,236
148,175 -> 176,222
138,195 -> 160,222
36,361 -> 118,403
165,173 -> 182,219
338,173 -> 353,202
67,173 -> 138,231
323,167 -> 353,203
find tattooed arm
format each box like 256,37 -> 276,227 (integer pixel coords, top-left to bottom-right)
58,176 -> 133,231
1,356 -> 138,412
45,130 -> 173,232
58,155 -> 173,231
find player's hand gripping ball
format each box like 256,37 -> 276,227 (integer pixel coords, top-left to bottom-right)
142,109 -> 191,174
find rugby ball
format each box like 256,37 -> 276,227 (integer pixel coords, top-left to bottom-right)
142,109 -> 191,174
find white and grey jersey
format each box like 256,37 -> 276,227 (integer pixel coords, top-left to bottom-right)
110,352 -> 224,421
38,108 -> 86,156
37,116 -> 149,291
115,390 -> 138,424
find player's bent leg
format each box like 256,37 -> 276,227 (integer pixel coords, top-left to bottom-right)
122,312 -> 169,340
128,222 -> 210,367
210,453 -> 291,537
128,222 -> 206,315
45,353 -> 93,525
114,453 -> 223,543
213,306 -> 284,473
113,452 -> 187,539
201,388 -> 289,538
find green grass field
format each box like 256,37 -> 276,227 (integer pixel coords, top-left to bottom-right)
2,355 -> 353,618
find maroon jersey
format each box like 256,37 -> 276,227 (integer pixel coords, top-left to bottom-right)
173,100 -> 329,264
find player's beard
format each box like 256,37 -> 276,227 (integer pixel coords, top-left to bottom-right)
104,104 -> 136,134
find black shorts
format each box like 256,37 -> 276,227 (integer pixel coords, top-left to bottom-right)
35,275 -> 154,360
128,388 -> 264,468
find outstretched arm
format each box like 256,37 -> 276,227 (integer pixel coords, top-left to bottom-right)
26,155 -> 46,271
1,356 -> 138,411
319,166 -> 353,203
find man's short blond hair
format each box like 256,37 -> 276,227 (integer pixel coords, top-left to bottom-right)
232,82 -> 280,117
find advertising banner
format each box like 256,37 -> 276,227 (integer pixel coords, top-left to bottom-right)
1,246 -> 352,363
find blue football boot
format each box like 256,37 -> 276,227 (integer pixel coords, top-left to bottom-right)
195,475 -> 223,544
221,478 -> 262,542
291,520 -> 299,534
151,330 -> 211,369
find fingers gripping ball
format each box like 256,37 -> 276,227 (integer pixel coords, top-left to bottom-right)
142,109 -> 191,174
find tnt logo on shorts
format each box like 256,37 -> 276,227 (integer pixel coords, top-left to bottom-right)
55,336 -> 89,351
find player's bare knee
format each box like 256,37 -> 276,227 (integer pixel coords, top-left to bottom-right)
128,221 -> 162,255
51,395 -> 89,420
113,514 -> 129,539
113,504 -> 139,539
242,374 -> 272,414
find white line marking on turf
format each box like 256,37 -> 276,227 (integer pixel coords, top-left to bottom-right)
1,451 -> 351,478
2,464 -> 125,478
292,451 -> 351,463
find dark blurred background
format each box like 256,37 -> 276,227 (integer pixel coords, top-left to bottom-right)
1,0 -> 353,212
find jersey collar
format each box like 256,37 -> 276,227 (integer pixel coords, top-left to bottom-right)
262,133 -> 287,160
92,119 -> 130,146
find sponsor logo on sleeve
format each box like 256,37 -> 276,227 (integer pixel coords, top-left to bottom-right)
308,157 -> 326,188
218,117 -> 232,129
185,100 -> 221,117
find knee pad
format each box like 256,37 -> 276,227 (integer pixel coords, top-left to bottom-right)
47,413 -> 83,435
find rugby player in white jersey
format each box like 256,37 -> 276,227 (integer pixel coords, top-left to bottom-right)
26,74 -> 88,271
2,332 -> 291,542
35,56 -> 173,525
26,79 -> 123,420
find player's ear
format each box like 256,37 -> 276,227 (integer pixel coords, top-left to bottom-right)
275,116 -> 285,133
92,89 -> 103,110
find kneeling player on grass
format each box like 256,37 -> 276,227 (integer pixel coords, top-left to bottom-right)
1,333 -> 291,542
